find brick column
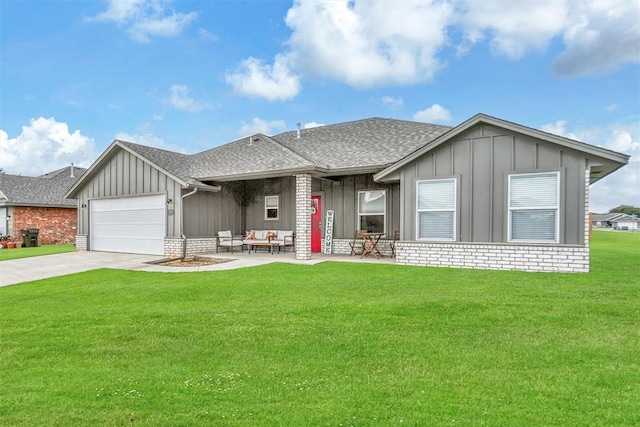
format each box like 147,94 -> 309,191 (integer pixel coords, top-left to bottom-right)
295,173 -> 312,260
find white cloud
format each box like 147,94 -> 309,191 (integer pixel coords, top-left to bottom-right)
167,84 -> 211,112
605,104 -> 617,112
0,117 -> 96,175
303,122 -> 325,129
461,0 -> 569,59
238,118 -> 286,137
284,0 -> 451,88
381,96 -> 404,108
541,120 -> 639,212
88,0 -> 196,43
224,1 -> 637,99
152,114 -> 164,121
552,1 -> 640,76
460,0 -> 639,75
225,54 -> 301,101
90,0 -> 147,23
413,104 -> 452,123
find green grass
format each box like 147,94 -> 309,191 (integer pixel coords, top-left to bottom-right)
0,244 -> 75,261
1,231 -> 639,426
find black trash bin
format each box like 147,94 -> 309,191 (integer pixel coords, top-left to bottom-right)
21,229 -> 39,247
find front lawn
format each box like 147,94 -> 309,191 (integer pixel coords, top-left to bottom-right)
1,231 -> 638,426
0,244 -> 75,261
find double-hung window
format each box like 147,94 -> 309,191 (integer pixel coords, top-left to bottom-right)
416,178 -> 456,241
508,172 -> 559,243
265,195 -> 279,220
357,190 -> 386,233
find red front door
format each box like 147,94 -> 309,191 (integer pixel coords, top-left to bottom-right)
311,195 -> 322,253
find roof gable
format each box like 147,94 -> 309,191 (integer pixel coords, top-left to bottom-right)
374,113 -> 630,183
66,140 -> 221,198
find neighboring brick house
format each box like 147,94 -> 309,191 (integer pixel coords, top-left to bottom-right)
0,166 -> 86,245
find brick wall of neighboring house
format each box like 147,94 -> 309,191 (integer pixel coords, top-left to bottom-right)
12,206 -> 77,245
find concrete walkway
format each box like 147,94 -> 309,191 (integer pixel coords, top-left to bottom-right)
0,250 -> 395,287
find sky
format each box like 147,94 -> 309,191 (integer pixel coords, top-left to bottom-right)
0,0 -> 638,213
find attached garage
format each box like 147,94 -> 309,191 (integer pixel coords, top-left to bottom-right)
90,194 -> 166,255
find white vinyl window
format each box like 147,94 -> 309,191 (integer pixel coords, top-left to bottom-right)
508,172 -> 559,243
417,178 -> 456,241
265,195 -> 279,220
357,190 -> 386,233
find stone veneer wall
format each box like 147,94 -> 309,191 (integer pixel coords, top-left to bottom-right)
295,174 -> 312,260
394,242 -> 588,273
75,234 -> 87,251
164,237 -> 217,258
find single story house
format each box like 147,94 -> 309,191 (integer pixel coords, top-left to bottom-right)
65,114 -> 629,272
593,213 -> 640,230
0,166 -> 86,245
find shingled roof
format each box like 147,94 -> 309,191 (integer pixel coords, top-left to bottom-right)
192,117 -> 452,181
272,117 -> 452,172
0,166 -> 86,207
191,134 -> 319,181
90,118 -> 452,185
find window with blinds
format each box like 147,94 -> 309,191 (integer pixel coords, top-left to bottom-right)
357,190 -> 386,233
265,195 -> 279,220
508,172 -> 559,243
416,178 -> 456,240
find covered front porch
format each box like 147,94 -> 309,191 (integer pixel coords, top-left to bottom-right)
179,172 -> 402,261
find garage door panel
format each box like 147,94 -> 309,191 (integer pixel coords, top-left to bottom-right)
90,195 -> 165,255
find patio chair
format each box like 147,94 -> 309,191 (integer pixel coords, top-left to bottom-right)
348,230 -> 367,256
217,230 -> 243,253
389,230 -> 400,258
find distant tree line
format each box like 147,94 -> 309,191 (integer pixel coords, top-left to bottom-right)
609,205 -> 640,216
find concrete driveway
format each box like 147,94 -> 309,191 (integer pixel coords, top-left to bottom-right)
0,251 -> 161,287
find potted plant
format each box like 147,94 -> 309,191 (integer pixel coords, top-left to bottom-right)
0,235 -> 9,249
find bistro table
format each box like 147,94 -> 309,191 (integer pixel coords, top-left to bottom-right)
360,232 -> 385,259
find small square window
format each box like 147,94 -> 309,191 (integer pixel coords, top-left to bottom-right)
265,195 -> 279,220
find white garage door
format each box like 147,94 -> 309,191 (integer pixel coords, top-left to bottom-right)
90,195 -> 166,255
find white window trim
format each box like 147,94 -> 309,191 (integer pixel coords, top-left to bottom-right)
507,171 -> 560,243
416,178 -> 457,241
264,195 -> 279,221
357,190 -> 387,234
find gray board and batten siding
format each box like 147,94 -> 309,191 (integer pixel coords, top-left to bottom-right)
181,189 -> 241,238
397,123 -> 587,245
